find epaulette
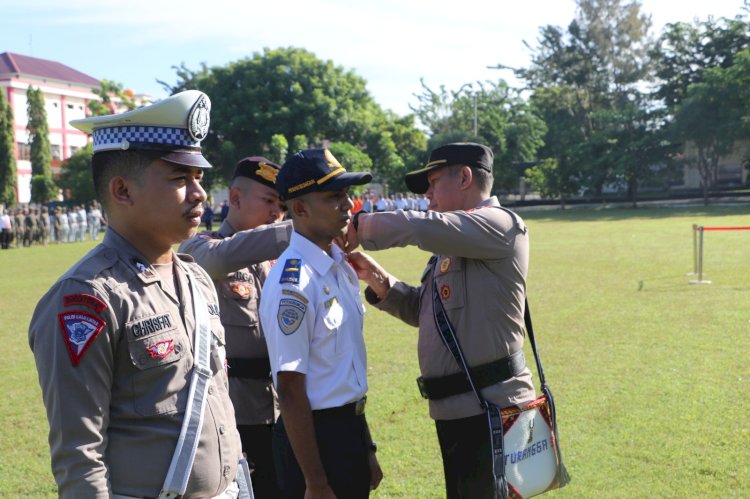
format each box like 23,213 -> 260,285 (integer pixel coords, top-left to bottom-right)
280,258 -> 302,284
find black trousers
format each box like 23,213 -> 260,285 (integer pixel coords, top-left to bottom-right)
237,423 -> 279,499
273,408 -> 370,499
435,413 -> 494,499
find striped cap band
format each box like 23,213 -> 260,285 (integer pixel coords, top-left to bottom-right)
92,125 -> 199,152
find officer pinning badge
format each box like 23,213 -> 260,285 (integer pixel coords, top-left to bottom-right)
58,311 -> 106,366
440,284 -> 452,301
280,259 -> 301,284
277,298 -> 306,335
147,339 -> 175,359
440,257 -> 451,273
188,93 -> 211,141
64,293 -> 107,313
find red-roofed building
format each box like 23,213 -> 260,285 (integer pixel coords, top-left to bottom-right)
0,52 -> 101,203
0,52 -> 152,204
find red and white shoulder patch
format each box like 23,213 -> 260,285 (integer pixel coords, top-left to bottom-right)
58,310 -> 106,366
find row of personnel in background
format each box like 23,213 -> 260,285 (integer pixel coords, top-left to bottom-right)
0,203 -> 105,249
29,90 -> 533,499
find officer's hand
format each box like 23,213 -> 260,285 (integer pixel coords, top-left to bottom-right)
347,251 -> 391,300
344,219 -> 360,252
305,483 -> 337,499
368,450 -> 383,491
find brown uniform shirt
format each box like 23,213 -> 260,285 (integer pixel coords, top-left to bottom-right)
359,196 -> 535,420
179,220 -> 292,425
28,228 -> 242,499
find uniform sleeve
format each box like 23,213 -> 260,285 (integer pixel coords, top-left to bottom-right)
358,208 -> 519,260
179,221 -> 292,278
365,279 -> 421,327
28,279 -> 118,499
260,283 -> 315,377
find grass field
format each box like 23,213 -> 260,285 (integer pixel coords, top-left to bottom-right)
1,205 -> 749,498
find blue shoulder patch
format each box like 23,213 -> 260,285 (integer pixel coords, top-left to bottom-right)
280,259 -> 302,284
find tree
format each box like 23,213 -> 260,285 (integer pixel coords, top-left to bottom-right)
291,134 -> 308,155
510,0 -> 655,199
670,49 -> 750,204
0,88 -> 17,207
27,86 -> 55,203
411,79 -> 546,192
88,79 -> 137,117
57,144 -> 95,204
161,47 -> 387,186
269,134 -> 288,164
652,16 -> 750,109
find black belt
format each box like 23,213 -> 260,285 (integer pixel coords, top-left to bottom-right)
416,350 -> 526,400
313,397 -> 367,417
226,357 -> 271,379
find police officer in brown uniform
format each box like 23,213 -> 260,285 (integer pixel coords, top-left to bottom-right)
28,91 -> 245,499
345,142 -> 535,498
180,156 -> 292,497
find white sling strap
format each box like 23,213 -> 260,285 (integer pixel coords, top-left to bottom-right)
159,270 -> 213,499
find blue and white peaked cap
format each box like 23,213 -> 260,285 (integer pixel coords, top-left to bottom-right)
70,90 -> 212,169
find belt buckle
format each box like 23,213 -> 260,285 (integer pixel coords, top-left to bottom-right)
355,397 -> 366,416
416,377 -> 428,399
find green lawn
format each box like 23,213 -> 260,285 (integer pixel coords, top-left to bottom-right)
1,206 -> 748,497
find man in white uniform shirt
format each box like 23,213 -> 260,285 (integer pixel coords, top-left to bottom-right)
260,148 -> 382,499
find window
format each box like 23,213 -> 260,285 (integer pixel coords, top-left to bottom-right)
51,144 -> 61,161
16,142 -> 30,161
69,145 -> 80,156
67,104 -> 74,110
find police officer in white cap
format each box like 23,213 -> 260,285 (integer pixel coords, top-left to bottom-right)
29,91 -> 248,498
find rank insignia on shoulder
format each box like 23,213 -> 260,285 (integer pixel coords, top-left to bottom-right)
440,257 -> 451,273
57,311 -> 106,366
277,298 -> 306,335
64,293 -> 107,313
280,259 -> 301,284
147,339 -> 175,359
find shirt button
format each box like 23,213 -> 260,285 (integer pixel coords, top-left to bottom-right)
219,424 -> 226,434
208,386 -> 214,395
223,465 -> 231,477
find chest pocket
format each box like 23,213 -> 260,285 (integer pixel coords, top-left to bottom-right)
434,256 -> 466,311
319,297 -> 345,356
220,272 -> 259,326
126,313 -> 187,416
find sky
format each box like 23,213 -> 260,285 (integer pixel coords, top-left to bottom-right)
1,0 -> 746,116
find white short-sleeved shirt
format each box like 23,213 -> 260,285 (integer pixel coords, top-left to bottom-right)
260,231 -> 367,410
